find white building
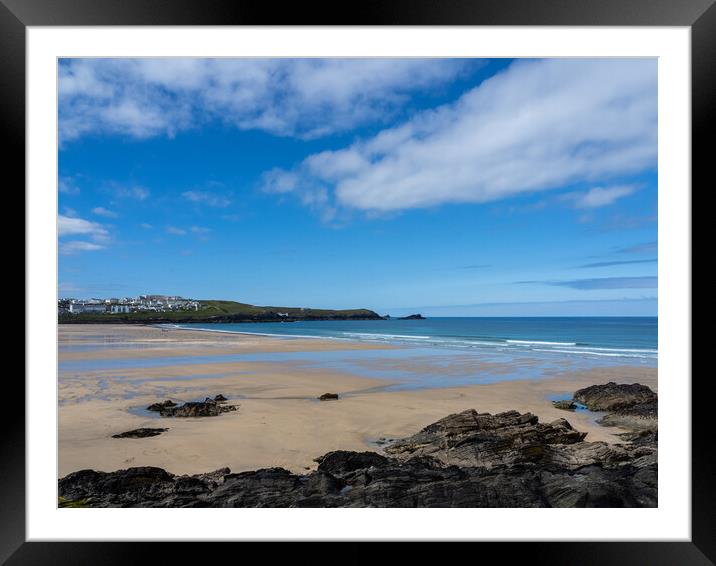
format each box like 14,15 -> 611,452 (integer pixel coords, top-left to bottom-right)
69,303 -> 106,314
110,305 -> 131,313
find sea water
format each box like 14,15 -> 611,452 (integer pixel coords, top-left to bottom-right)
59,317 -> 656,391
176,317 -> 657,362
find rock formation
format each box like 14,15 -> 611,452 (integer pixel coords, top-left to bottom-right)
573,382 -> 657,431
59,407 -> 656,508
112,428 -> 169,439
147,400 -> 176,412
552,400 -> 577,411
154,397 -> 238,418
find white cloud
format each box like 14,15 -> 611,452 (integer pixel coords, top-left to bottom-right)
261,169 -> 298,194
58,214 -> 110,254
58,177 -> 80,195
111,184 -> 150,200
190,226 -> 211,234
263,59 -> 657,215
182,190 -> 231,207
568,185 -> 638,208
59,58 -> 469,142
91,206 -> 118,218
166,226 -> 187,235
60,241 -> 105,255
58,214 -> 109,241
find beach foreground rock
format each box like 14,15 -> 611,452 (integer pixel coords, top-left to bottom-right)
59,408 -> 657,508
318,393 -> 339,401
552,400 -> 576,411
156,398 -> 238,418
112,428 -> 169,439
573,382 -> 657,431
147,400 -> 176,412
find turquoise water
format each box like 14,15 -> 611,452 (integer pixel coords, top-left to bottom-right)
59,318 -> 656,392
176,317 -> 657,362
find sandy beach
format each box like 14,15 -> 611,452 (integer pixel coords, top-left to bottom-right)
58,324 -> 657,477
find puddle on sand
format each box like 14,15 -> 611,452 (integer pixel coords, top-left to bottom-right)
547,392 -> 608,425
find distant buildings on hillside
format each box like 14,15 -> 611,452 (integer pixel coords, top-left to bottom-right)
58,295 -> 201,315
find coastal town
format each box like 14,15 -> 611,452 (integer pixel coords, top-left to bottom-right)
58,295 -> 202,315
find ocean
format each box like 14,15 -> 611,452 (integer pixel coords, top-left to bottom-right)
177,317 -> 657,363
59,317 -> 657,393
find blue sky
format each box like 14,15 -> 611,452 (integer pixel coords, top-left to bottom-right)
58,58 -> 657,316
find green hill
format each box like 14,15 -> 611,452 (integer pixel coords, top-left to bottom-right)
58,300 -> 384,324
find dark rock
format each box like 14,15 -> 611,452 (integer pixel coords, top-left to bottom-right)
552,400 -> 577,411
147,400 -> 176,412
318,393 -> 339,401
398,314 -> 425,320
160,399 -> 238,418
315,451 -> 389,475
573,382 -> 656,412
59,408 -> 656,508
598,409 -> 658,431
617,429 -> 658,447
188,468 -> 230,487
112,428 -> 168,439
214,394 -> 227,402
573,382 -> 657,432
385,409 -> 587,468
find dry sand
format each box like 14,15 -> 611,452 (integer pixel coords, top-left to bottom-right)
58,324 -> 657,477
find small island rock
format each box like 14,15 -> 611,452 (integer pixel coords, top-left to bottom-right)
147,400 -> 177,412
552,400 -> 577,411
112,428 -> 168,439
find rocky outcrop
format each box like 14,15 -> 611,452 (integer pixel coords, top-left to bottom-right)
385,410 -> 587,468
552,400 -> 576,411
398,314 -> 425,320
59,409 -> 656,508
147,400 -> 176,412
158,398 -> 238,418
573,382 -> 656,411
573,382 -> 657,431
318,393 -> 339,401
112,428 -> 168,438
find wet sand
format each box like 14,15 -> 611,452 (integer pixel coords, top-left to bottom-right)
58,324 -> 657,477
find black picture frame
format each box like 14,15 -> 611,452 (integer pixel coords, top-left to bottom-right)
6,0 -> 708,562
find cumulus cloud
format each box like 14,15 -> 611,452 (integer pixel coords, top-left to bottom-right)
111,184 -> 150,200
566,185 -> 638,208
91,206 -> 118,218
58,176 -> 80,195
60,241 -> 105,255
59,58 -> 469,142
182,190 -> 231,208
263,59 -> 657,215
58,214 -> 110,254
58,214 -> 109,240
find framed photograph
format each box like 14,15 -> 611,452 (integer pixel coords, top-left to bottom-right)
10,0 -> 708,562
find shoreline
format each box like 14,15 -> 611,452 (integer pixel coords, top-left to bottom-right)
153,323 -> 367,343
59,324 -> 658,477
155,321 -> 658,364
